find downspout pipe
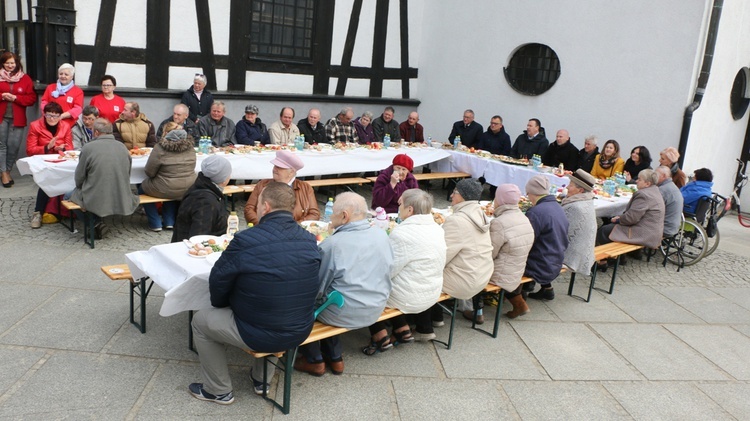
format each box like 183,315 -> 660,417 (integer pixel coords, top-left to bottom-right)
677,0 -> 723,168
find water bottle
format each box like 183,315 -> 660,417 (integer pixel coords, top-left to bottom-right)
454,135 -> 461,149
384,134 -> 391,148
226,211 -> 239,239
427,136 -> 432,147
603,179 -> 616,196
200,137 -> 210,154
300,134 -> 305,144
323,197 -> 334,222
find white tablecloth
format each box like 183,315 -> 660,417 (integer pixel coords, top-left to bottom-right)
17,147 -> 450,196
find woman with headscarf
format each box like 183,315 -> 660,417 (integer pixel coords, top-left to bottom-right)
40,63 -> 84,124
590,139 -> 625,180
139,129 -> 197,231
659,146 -> 687,188
181,73 -> 214,123
371,154 -> 419,213
0,51 -> 36,187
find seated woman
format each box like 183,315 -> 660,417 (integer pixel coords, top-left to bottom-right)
27,102 -> 73,229
623,145 -> 652,184
371,154 -> 419,213
353,111 -> 375,144
590,139 -> 625,180
244,150 -> 319,225
364,189 -> 446,354
659,146 -> 687,188
562,169 -> 598,278
681,167 -> 713,214
139,129 -> 197,231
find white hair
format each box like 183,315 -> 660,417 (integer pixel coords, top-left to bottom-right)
333,192 -> 368,220
58,63 -> 75,76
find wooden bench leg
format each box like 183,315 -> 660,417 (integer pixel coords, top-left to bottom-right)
470,291 -> 503,338
262,347 -> 296,414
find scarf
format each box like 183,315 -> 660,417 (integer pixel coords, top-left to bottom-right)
51,80 -> 75,98
0,69 -> 24,83
561,192 -> 594,207
670,162 -> 680,176
598,154 -> 617,169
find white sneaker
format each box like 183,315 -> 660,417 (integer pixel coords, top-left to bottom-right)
432,320 -> 445,328
415,332 -> 436,342
30,212 -> 42,229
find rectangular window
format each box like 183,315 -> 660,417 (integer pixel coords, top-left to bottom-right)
249,0 -> 315,63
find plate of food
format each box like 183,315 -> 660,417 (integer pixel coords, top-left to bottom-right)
479,200 -> 495,217
185,236 -> 229,257
301,221 -> 331,243
130,147 -> 151,158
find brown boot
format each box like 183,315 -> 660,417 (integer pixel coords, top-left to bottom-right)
505,295 -> 530,319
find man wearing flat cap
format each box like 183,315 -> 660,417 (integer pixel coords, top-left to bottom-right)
235,104 -> 269,145
171,155 -> 232,242
371,154 -> 419,213
561,169 -> 597,276
523,175 -> 569,301
244,150 -> 320,225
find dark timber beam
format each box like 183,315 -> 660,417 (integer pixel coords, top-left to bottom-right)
195,0 -> 217,91
227,0 -> 250,91
398,0 -> 410,98
312,0 -> 335,95
335,0 -> 362,96
88,0 -> 117,86
369,0 -> 389,97
145,0 -> 170,89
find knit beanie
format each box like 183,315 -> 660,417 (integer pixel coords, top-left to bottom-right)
201,155 -> 232,184
392,154 -> 414,172
495,184 -> 521,206
525,175 -> 550,196
164,129 -> 187,142
455,178 -> 483,201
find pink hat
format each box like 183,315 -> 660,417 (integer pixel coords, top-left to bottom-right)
662,147 -> 680,164
270,150 -> 304,171
495,184 -> 521,206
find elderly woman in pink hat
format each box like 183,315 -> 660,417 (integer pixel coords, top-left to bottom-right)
371,153 -> 419,213
244,150 -> 320,224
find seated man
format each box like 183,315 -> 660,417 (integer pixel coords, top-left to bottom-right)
477,115 -> 511,156
171,155 -> 232,242
66,118 -> 139,239
542,129 -> 579,171
235,104 -> 269,145
72,105 -> 99,150
297,108 -> 326,144
681,168 -> 713,214
598,169 -> 665,250
244,150 -> 319,225
398,111 -> 424,143
561,170 -> 597,277
268,106 -> 300,145
372,106 -> 400,143
448,109 -> 483,148
656,165 -> 684,238
524,175 -> 569,301
296,192 -> 393,376
511,118 -> 549,159
325,107 -> 359,144
189,182 -> 321,403
156,104 -> 199,143
577,135 -> 599,173
198,101 -> 236,146
113,102 -> 157,149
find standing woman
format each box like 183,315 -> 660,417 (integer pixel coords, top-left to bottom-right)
181,74 -> 214,123
623,145 -> 652,184
40,63 -> 84,125
0,51 -> 36,187
89,75 -> 126,123
590,139 -> 625,180
659,146 -> 687,188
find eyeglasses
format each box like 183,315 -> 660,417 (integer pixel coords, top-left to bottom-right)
44,113 -> 61,119
101,84 -> 114,88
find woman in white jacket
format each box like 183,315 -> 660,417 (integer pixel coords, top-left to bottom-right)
363,189 -> 446,355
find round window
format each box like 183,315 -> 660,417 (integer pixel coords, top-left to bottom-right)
503,43 -> 561,96
730,67 -> 750,120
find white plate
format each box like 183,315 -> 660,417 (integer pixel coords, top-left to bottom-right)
479,200 -> 492,207
189,235 -> 224,244
386,213 -> 399,220
131,154 -> 148,159
206,252 -> 222,265
187,251 -> 211,258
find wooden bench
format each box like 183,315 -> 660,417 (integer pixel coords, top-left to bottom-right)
366,171 -> 470,184
567,242 -> 645,302
101,264 -> 153,334
246,292 -> 456,414
226,177 -> 373,209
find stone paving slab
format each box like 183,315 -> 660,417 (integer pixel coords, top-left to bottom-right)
601,284 -> 705,324
710,287 -> 750,312
503,380 -> 632,420
0,242 -> 76,284
696,382 -> 750,420
511,321 -> 640,381
603,382 -> 735,420
0,282 -> 58,334
731,324 -> 750,338
543,289 -> 634,323
35,248 -> 133,292
665,324 -> 750,380
0,347 -> 46,396
658,286 -> 750,324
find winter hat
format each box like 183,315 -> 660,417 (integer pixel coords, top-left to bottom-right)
662,147 -> 680,163
455,178 -> 483,201
270,150 -> 305,171
245,104 -> 259,114
569,169 -> 596,192
202,155 -> 232,184
164,129 -> 187,142
495,184 -> 521,206
392,154 -> 414,172
525,175 -> 550,196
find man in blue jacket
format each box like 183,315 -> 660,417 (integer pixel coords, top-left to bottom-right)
189,182 -> 321,404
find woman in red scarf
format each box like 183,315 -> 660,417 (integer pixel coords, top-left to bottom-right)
0,51 -> 36,187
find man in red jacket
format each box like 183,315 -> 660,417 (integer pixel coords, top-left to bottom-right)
398,111 -> 424,143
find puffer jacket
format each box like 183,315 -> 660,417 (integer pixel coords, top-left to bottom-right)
489,204 -> 535,292
442,200 -> 494,299
113,113 -> 157,149
141,136 -> 197,200
387,214 -> 446,313
171,173 -> 228,242
525,195 -> 569,283
209,210 -> 321,352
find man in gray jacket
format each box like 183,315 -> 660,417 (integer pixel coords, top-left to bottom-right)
656,165 -> 684,237
371,106 -> 400,142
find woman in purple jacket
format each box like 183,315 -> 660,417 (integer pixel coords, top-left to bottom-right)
353,111 -> 376,144
371,154 -> 419,213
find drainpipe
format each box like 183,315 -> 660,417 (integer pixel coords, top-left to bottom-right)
677,0 -> 723,167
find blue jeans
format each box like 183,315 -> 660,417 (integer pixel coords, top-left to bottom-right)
137,185 -> 178,229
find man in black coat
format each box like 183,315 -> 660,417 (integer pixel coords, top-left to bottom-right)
297,108 -> 327,144
542,129 -> 579,170
577,135 -> 600,173
511,118 -> 549,158
189,181 -> 321,404
477,115 -> 511,155
448,109 -> 483,148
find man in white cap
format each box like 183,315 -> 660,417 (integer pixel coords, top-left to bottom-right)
244,150 -> 320,224
561,169 -> 597,276
171,155 -> 232,242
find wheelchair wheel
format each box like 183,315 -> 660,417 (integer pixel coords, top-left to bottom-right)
702,224 -> 720,257
662,219 -> 707,267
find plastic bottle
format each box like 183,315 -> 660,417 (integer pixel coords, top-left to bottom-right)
454,135 -> 461,149
323,197 -> 334,222
374,207 -> 389,231
427,135 -> 432,147
226,211 -> 239,239
384,134 -> 391,148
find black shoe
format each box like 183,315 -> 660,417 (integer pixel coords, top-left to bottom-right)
528,287 -> 555,301
94,222 -> 110,240
522,282 -> 536,292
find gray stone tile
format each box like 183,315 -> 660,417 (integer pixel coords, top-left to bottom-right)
543,289 -> 634,323
511,299 -> 561,321
34,249 -> 130,292
503,380 -> 631,420
0,243 -> 75,283
394,378 -> 518,420
591,323 -> 728,380
603,285 -> 705,323
732,324 -> 750,338
604,382 -> 734,420
665,324 -> 750,380
436,318 -> 548,380
658,287 -> 750,324
512,321 -> 640,380
710,287 -> 750,311
0,282 -> 58,334
0,347 -> 46,395
0,352 -> 157,419
697,383 -> 750,420
0,289 -> 128,352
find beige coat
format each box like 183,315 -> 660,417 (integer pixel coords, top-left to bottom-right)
489,204 -> 535,292
442,201 -> 494,299
609,185 -> 665,249
141,136 -> 197,200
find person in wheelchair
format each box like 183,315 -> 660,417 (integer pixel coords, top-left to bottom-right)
681,168 -> 713,214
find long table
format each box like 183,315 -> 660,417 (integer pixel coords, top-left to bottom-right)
18,147 -> 451,197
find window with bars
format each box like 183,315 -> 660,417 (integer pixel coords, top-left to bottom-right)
503,43 -> 561,96
730,67 -> 750,120
249,0 -> 315,62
